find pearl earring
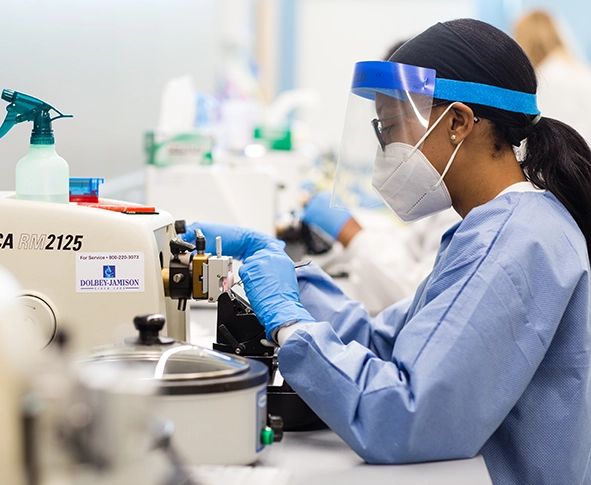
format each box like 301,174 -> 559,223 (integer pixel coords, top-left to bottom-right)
450,134 -> 457,142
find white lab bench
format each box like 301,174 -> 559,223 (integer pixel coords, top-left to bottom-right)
260,430 -> 492,485
189,304 -> 493,485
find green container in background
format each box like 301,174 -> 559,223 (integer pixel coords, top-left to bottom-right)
253,126 -> 292,151
145,131 -> 214,166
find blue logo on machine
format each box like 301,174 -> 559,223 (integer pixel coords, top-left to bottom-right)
103,265 -> 116,278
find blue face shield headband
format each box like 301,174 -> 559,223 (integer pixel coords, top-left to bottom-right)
351,60 -> 540,116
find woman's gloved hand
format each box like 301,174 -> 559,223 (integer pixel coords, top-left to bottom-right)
181,221 -> 285,261
301,191 -> 353,241
239,243 -> 316,342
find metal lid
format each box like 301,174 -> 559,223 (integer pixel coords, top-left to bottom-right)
86,344 -> 252,381
83,314 -> 251,382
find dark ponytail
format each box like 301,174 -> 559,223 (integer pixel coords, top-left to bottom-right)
520,117 -> 591,258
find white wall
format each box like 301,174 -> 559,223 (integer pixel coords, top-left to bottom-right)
296,0 -> 475,154
0,0 -> 478,192
0,0 -> 220,190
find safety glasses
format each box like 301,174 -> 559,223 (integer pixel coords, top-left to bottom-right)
371,102 -> 449,151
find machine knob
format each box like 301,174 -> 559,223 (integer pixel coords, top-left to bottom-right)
133,314 -> 168,345
267,414 -> 284,442
16,294 -> 57,350
195,230 -> 206,253
174,220 -> 187,234
170,238 -> 195,255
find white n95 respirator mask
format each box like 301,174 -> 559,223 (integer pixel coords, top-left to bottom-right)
371,103 -> 463,223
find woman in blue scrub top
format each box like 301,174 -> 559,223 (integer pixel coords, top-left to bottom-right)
185,18 -> 591,485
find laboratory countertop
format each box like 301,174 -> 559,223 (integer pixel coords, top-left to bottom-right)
260,429 -> 492,485
189,304 -> 493,485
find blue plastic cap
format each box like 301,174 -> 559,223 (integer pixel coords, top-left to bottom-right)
69,177 -> 104,201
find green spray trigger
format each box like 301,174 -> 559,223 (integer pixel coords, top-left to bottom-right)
0,90 -> 72,143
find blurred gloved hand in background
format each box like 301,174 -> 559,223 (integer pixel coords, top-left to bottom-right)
301,191 -> 353,241
239,243 -> 315,342
181,221 -> 285,261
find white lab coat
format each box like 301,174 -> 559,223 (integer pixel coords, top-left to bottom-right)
536,51 -> 591,144
311,208 -> 461,315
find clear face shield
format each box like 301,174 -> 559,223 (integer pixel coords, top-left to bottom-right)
331,61 -> 437,209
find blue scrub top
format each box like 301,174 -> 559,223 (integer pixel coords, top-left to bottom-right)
279,191 -> 591,485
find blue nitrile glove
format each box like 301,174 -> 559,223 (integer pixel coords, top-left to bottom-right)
239,243 -> 315,341
181,221 -> 285,261
301,191 -> 353,241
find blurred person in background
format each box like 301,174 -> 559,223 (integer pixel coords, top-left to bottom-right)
299,191 -> 459,314
514,9 -> 591,144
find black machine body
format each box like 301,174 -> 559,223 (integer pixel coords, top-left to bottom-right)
214,291 -> 325,431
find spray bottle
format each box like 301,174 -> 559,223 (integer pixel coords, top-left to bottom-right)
0,90 -> 73,203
